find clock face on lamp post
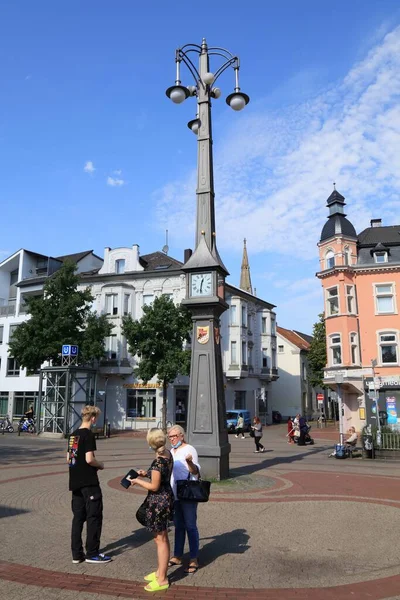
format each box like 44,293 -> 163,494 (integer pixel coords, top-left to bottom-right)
190,272 -> 212,297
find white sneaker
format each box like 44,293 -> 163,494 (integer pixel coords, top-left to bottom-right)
254,450 -> 260,453
241,437 -> 245,439
235,435 -> 239,438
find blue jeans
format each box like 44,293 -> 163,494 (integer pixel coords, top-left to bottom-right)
173,500 -> 199,559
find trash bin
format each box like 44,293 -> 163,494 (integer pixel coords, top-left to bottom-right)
363,434 -> 375,459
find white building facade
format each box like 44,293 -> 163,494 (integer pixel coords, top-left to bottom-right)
0,249 -> 103,420
269,326 -> 319,420
0,245 -> 277,430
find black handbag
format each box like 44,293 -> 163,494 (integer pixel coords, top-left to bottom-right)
249,429 -> 255,438
136,497 -> 148,526
177,473 -> 211,503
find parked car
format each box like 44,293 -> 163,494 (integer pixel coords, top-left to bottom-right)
226,410 -> 252,433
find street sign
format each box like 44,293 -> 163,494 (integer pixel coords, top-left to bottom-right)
317,393 -> 324,402
62,345 -> 79,356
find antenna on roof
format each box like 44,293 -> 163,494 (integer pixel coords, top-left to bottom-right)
162,229 -> 169,255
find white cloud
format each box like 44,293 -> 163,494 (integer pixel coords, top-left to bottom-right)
113,169 -> 122,176
84,161 -> 95,174
274,278 -> 318,293
107,176 -> 125,187
154,25 -> 400,331
155,25 -> 400,259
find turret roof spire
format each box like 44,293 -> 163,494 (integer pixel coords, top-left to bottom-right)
320,186 -> 357,242
240,238 -> 253,294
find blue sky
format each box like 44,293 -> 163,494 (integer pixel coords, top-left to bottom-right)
1,1 -> 400,333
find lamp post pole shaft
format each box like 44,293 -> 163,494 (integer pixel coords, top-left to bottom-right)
195,40 -> 216,251
338,383 -> 344,444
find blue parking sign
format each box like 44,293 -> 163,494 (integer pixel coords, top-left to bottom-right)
62,345 -> 71,356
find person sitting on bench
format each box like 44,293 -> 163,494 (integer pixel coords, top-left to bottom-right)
344,427 -> 358,449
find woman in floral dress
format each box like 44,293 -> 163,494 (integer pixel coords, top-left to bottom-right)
128,428 -> 174,592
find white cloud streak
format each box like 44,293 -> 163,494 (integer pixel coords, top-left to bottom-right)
155,26 -> 400,259
107,175 -> 125,187
84,161 -> 95,174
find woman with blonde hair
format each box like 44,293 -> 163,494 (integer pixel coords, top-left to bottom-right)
167,424 -> 200,574
128,428 -> 174,592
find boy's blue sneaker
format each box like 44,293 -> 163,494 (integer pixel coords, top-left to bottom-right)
85,554 -> 112,564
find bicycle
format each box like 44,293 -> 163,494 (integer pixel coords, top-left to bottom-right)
157,419 -> 173,430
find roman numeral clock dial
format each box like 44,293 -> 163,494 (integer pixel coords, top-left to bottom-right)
190,273 -> 212,297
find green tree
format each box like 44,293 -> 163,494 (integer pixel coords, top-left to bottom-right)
9,261 -> 113,370
308,313 -> 327,388
122,295 -> 192,431
80,313 -> 114,365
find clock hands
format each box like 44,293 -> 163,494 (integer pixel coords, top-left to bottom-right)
191,274 -> 210,295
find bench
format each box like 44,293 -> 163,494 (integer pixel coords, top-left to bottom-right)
93,427 -> 106,440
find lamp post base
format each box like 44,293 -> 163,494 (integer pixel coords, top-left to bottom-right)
194,443 -> 231,480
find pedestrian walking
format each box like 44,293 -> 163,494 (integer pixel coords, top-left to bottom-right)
235,413 -> 245,439
251,417 -> 265,453
67,405 -> 111,564
128,428 -> 174,593
167,424 -> 201,575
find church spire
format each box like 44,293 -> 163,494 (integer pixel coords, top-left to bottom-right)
240,238 -> 253,294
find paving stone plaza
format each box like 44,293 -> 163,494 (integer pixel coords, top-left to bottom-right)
1,425 -> 400,600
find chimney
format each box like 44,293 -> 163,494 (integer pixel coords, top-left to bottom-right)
184,248 -> 192,263
370,219 -> 382,228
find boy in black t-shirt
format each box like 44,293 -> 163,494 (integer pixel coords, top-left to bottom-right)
67,405 -> 111,564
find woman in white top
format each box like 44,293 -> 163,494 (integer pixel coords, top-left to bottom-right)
167,424 -> 200,574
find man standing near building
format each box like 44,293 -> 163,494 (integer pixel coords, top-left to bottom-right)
67,405 -> 111,564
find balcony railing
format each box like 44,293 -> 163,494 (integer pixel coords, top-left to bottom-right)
100,357 -> 131,367
0,303 -> 16,316
261,367 -> 279,378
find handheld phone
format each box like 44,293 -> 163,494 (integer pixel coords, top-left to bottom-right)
120,468 -> 139,489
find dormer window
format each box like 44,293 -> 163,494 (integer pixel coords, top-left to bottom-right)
115,259 -> 125,274
325,250 -> 335,269
374,251 -> 388,264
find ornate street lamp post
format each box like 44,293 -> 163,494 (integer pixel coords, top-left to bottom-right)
166,39 -> 250,479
